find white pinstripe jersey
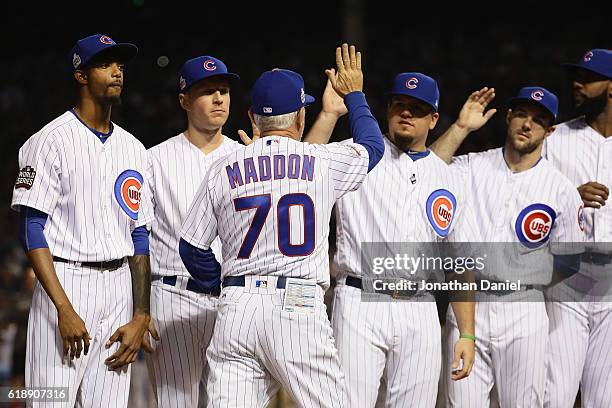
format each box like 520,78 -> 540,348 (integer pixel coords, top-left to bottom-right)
11,111 -> 153,261
333,136 -> 480,280
543,116 -> 612,248
147,133 -> 240,277
452,147 -> 584,284
180,135 -> 370,289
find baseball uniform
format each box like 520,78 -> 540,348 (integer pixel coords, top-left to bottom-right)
543,115 -> 612,408
12,109 -> 153,407
444,147 -> 584,407
145,133 -> 240,408
331,135 -> 479,408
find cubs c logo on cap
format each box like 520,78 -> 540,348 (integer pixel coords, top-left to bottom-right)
515,203 -> 556,248
426,189 -> 456,237
583,50 -> 594,62
114,169 -> 144,220
203,59 -> 216,71
531,89 -> 544,101
99,35 -> 114,45
578,205 -> 585,231
405,77 -> 419,89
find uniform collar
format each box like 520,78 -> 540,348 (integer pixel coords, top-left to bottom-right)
69,108 -> 114,143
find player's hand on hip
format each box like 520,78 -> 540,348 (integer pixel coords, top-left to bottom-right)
104,313 -> 151,370
455,87 -> 497,132
578,181 -> 609,208
326,43 -> 363,97
57,304 -> 91,360
451,338 -> 475,381
320,76 -> 348,117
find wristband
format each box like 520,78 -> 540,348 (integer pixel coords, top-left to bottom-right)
460,332 -> 476,341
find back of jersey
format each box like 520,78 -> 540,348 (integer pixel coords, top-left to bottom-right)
181,136 -> 369,288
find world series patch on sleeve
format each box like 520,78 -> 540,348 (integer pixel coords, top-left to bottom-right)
15,166 -> 36,190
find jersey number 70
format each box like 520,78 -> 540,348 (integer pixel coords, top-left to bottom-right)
234,193 -> 315,258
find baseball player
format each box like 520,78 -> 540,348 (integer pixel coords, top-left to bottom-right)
179,43 -> 384,407
542,48 -> 612,408
11,34 -> 155,407
328,73 -> 481,407
431,87 -> 585,407
144,56 -> 241,408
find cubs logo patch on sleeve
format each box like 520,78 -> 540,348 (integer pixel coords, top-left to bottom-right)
515,203 -> 556,248
426,189 -> 456,238
577,205 -> 585,232
114,169 -> 143,220
14,166 -> 37,190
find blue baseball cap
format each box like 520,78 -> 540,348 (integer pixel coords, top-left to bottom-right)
251,69 -> 315,116
386,72 -> 440,112
508,86 -> 558,120
562,49 -> 612,80
69,34 -> 137,71
178,56 -> 240,93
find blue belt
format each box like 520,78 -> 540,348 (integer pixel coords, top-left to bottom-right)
223,276 -> 287,289
154,275 -> 220,296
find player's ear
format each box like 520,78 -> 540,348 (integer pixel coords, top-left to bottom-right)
429,112 -> 440,130
178,93 -> 190,111
505,109 -> 513,126
74,69 -> 87,85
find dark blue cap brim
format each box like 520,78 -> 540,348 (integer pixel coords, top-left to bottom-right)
561,63 -> 611,80
508,97 -> 556,120
304,94 -> 315,105
385,92 -> 438,112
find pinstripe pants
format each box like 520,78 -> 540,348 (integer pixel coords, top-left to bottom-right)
206,281 -> 348,408
145,279 -> 218,408
25,261 -> 132,407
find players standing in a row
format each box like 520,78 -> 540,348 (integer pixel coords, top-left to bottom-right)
179,43 -> 385,408
542,48 -> 612,408
432,87 -> 585,407
11,34 -> 156,407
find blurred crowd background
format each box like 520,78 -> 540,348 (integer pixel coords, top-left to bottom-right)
0,1 -> 606,406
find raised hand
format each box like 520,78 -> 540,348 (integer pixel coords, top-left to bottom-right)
320,75 -> 348,117
455,87 -> 497,132
326,43 -> 363,97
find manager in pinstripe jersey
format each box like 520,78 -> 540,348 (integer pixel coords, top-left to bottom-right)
179,43 -> 385,408
11,34 -> 156,407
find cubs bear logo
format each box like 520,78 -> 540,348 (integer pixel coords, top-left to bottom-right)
114,170 -> 143,220
426,189 -> 456,237
515,203 -> 556,248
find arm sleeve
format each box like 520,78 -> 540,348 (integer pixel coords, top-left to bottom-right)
12,134 -> 62,214
344,91 -> 384,171
180,169 -> 219,249
18,206 -> 49,252
131,225 -> 150,256
179,238 -> 222,290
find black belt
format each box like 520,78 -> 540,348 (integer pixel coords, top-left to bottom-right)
53,256 -> 125,270
154,275 -> 220,296
582,251 -> 612,266
345,276 -> 421,298
223,276 -> 287,289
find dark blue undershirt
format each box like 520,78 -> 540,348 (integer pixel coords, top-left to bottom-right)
344,92 -> 385,172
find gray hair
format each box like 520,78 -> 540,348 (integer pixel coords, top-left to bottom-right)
253,111 -> 298,133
